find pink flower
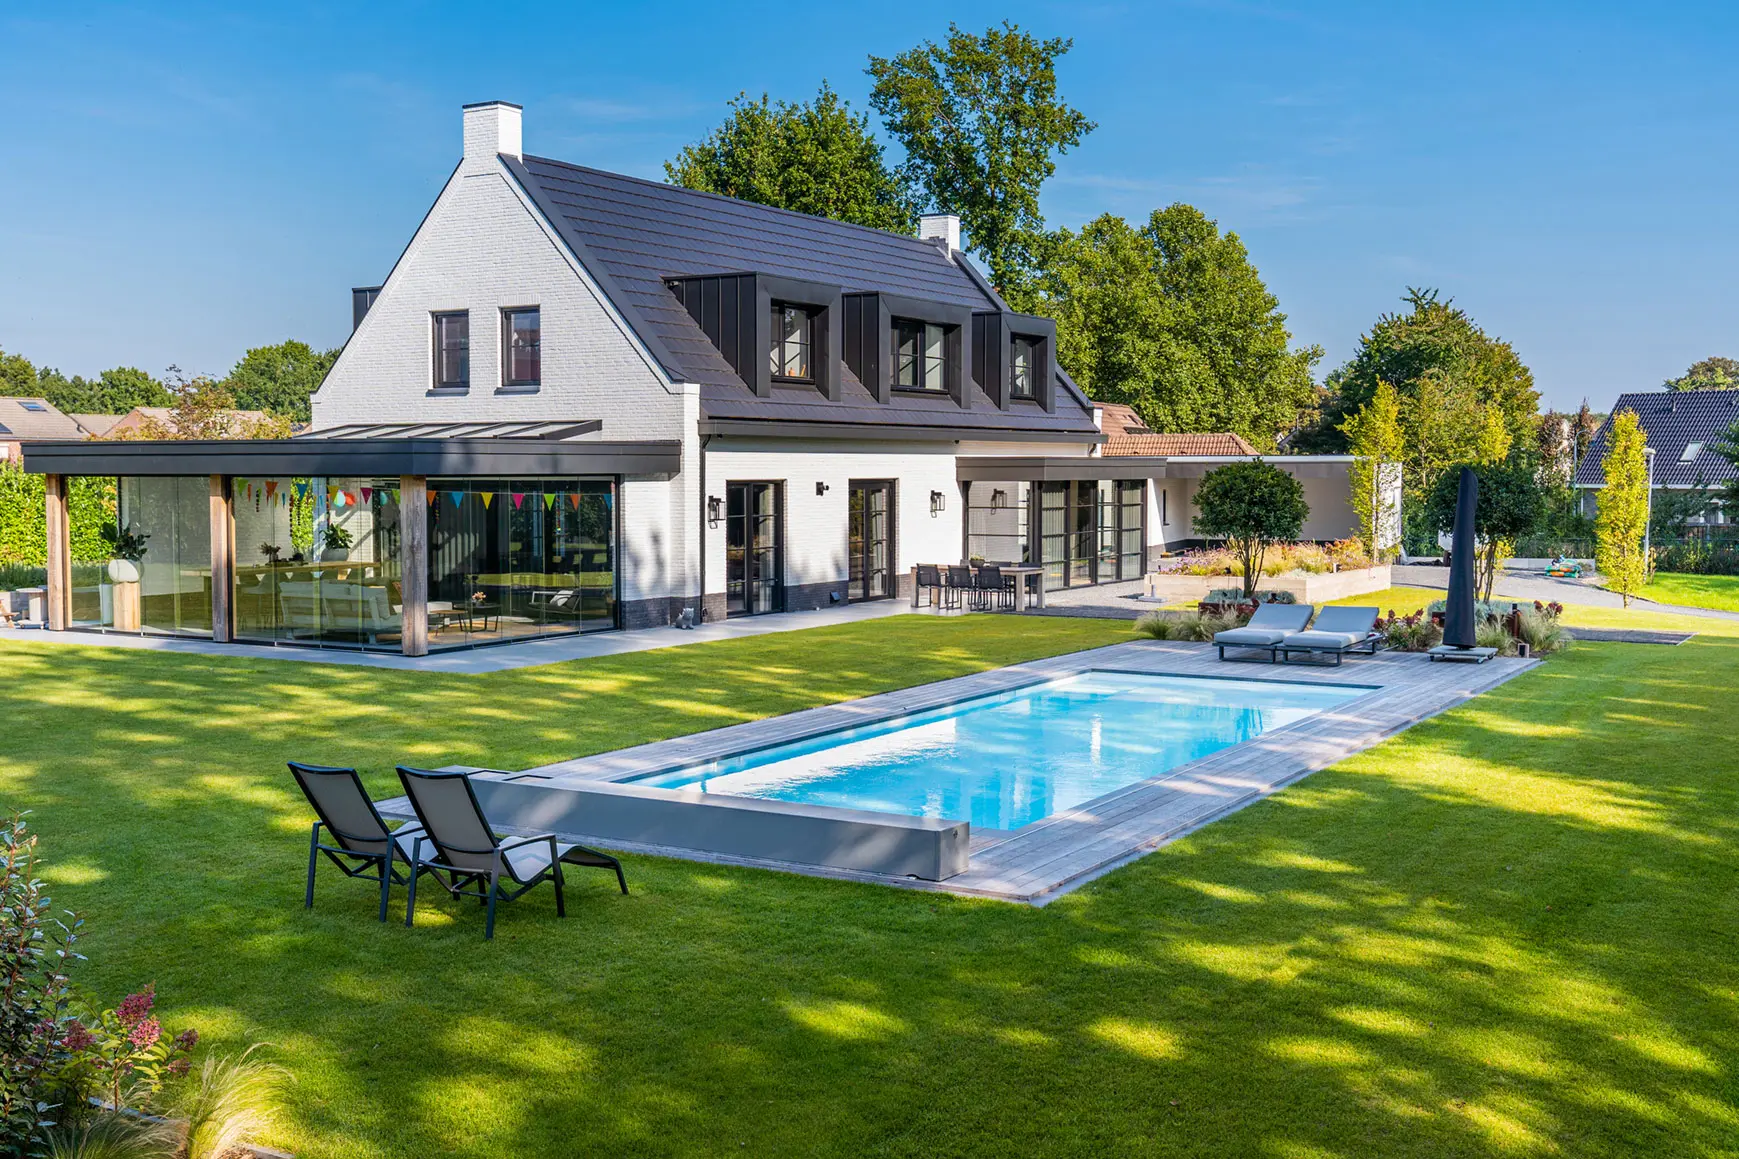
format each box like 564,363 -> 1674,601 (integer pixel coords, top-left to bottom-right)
172,1028 -> 198,1053
127,1016 -> 161,1051
116,985 -> 155,1029
61,1020 -> 96,1052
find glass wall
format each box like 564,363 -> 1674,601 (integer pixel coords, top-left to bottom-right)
1098,480 -> 1146,581
72,476 -> 213,637
232,477 -> 403,650
966,481 -> 1031,565
426,478 -> 615,647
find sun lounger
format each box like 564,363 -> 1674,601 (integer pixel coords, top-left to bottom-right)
1213,602 -> 1314,661
288,761 -> 433,922
396,766 -> 627,940
1278,606 -> 1383,666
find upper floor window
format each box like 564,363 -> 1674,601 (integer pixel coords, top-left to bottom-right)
1010,336 -> 1040,399
770,304 -> 813,382
894,319 -> 946,391
503,307 -> 541,388
433,311 -> 470,389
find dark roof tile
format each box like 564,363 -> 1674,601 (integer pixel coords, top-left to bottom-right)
1575,390 -> 1739,487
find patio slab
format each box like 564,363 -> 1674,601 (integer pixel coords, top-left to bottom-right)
402,641 -> 1534,904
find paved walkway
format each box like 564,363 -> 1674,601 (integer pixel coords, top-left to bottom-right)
391,640 -> 1534,904
1392,564 -> 1739,621
0,599 -> 949,673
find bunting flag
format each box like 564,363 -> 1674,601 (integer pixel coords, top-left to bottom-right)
568,493 -> 581,510
390,488 -> 400,505
511,492 -> 525,510
361,487 -> 373,504
449,491 -> 464,508
426,487 -> 437,505
265,481 -> 278,501
542,492 -> 556,509
480,492 -> 494,510
293,481 -> 309,502
235,477 -> 249,496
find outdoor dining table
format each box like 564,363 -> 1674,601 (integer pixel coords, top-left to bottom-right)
997,564 -> 1047,611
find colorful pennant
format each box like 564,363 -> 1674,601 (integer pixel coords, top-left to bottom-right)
542,492 -> 556,509
480,492 -> 494,509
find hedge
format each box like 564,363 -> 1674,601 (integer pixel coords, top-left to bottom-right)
0,462 -> 117,566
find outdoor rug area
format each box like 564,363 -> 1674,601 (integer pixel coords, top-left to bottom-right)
382,641 -> 1534,904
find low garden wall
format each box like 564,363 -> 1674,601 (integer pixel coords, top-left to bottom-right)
1144,564 -> 1392,604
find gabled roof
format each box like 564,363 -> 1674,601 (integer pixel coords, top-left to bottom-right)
69,413 -> 127,437
1104,432 -> 1257,456
1575,390 -> 1739,487
506,156 -> 1098,437
0,398 -> 86,442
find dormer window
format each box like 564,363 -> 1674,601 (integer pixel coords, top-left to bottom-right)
770,303 -> 814,382
1010,336 -> 1040,399
894,320 -> 947,391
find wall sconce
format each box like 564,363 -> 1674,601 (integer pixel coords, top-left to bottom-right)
815,481 -> 830,496
707,496 -> 722,527
930,490 -> 947,517
991,488 -> 1008,509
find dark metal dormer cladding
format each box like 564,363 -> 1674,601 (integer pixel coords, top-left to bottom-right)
972,312 -> 1059,414
842,293 -> 973,408
664,273 -> 843,400
503,154 -> 1100,439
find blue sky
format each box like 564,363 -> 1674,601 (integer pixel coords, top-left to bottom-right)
3,1 -> 1736,411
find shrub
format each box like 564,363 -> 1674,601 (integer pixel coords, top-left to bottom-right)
1204,588 -> 1296,605
1475,618 -> 1514,654
1135,609 -> 1246,642
1193,460 -> 1310,598
1,812 -> 80,1154
1512,609 -> 1569,656
1377,611 -> 1441,652
175,1045 -> 288,1159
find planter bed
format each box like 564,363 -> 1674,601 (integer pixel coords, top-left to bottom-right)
1143,564 -> 1392,605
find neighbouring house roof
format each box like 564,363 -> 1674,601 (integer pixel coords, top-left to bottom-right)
1103,432 -> 1257,456
106,406 -> 273,438
0,397 -> 87,442
505,156 -> 1099,438
69,413 -> 127,437
1093,402 -> 1152,438
1574,390 -> 1739,488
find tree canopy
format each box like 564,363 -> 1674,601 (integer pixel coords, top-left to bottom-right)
665,83 -> 918,233
1028,206 -> 1320,450
0,347 -> 172,414
221,339 -> 338,423
868,22 -> 1094,294
1426,459 -> 1543,600
1664,355 -> 1739,391
1192,460 -> 1309,597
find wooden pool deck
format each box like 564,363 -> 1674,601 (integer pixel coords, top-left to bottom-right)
479,640 -> 1536,904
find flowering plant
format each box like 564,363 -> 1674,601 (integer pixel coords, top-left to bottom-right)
49,983 -> 198,1119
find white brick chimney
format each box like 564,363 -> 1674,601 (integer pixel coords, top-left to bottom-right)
462,101 -> 522,172
918,213 -> 961,253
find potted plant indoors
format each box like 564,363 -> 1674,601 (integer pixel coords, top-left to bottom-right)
106,526 -> 149,584
319,523 -> 354,563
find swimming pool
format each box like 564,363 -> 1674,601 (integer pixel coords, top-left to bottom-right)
630,672 -> 1367,831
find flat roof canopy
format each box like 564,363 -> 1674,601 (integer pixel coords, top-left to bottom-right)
21,430 -> 683,479
956,454 -> 1353,482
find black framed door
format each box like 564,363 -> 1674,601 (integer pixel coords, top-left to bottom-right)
848,481 -> 895,601
725,481 -> 782,616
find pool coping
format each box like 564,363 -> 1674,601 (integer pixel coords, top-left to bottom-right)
379,640 -> 1537,903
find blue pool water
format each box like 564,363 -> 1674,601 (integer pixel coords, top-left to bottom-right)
631,672 -> 1366,831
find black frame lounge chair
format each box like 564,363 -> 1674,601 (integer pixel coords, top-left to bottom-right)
288,761 -> 433,922
1278,606 -> 1384,666
1213,602 -> 1314,661
395,766 -> 627,940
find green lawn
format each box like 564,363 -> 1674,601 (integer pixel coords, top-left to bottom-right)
3,612 -> 1737,1157
1640,571 -> 1739,613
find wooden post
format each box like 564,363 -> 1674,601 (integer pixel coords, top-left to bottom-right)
43,474 -> 70,631
209,475 -> 233,642
399,474 -> 428,657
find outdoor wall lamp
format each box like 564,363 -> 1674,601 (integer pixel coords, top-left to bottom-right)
930,490 -> 947,517
815,481 -> 830,496
707,496 -> 722,527
991,488 -> 1008,509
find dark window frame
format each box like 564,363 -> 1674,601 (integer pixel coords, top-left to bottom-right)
501,306 -> 541,390
892,318 -> 950,393
769,302 -> 816,384
431,310 -> 471,392
1009,335 -> 1040,399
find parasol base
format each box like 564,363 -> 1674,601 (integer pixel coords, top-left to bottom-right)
1427,645 -> 1498,664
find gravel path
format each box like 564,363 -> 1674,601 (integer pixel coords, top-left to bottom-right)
1393,565 -> 1739,621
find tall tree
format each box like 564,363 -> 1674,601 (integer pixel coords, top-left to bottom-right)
0,348 -> 34,395
1340,380 -> 1405,560
37,366 -> 171,414
1595,409 -> 1650,606
1665,355 -> 1739,390
1029,208 -> 1320,449
1427,458 -> 1542,600
868,22 -> 1094,294
1192,460 -> 1309,598
223,340 -> 337,422
111,374 -> 290,440
666,84 -> 918,233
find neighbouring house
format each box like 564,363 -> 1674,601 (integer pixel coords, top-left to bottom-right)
23,101 -> 1382,657
1574,390 -> 1739,522
68,413 -> 128,438
0,397 -> 99,464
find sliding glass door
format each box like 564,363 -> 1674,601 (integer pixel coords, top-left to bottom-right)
725,482 -> 781,616
848,481 -> 894,601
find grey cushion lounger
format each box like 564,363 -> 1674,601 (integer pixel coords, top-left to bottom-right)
1214,603 -> 1315,660
1279,606 -> 1382,665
